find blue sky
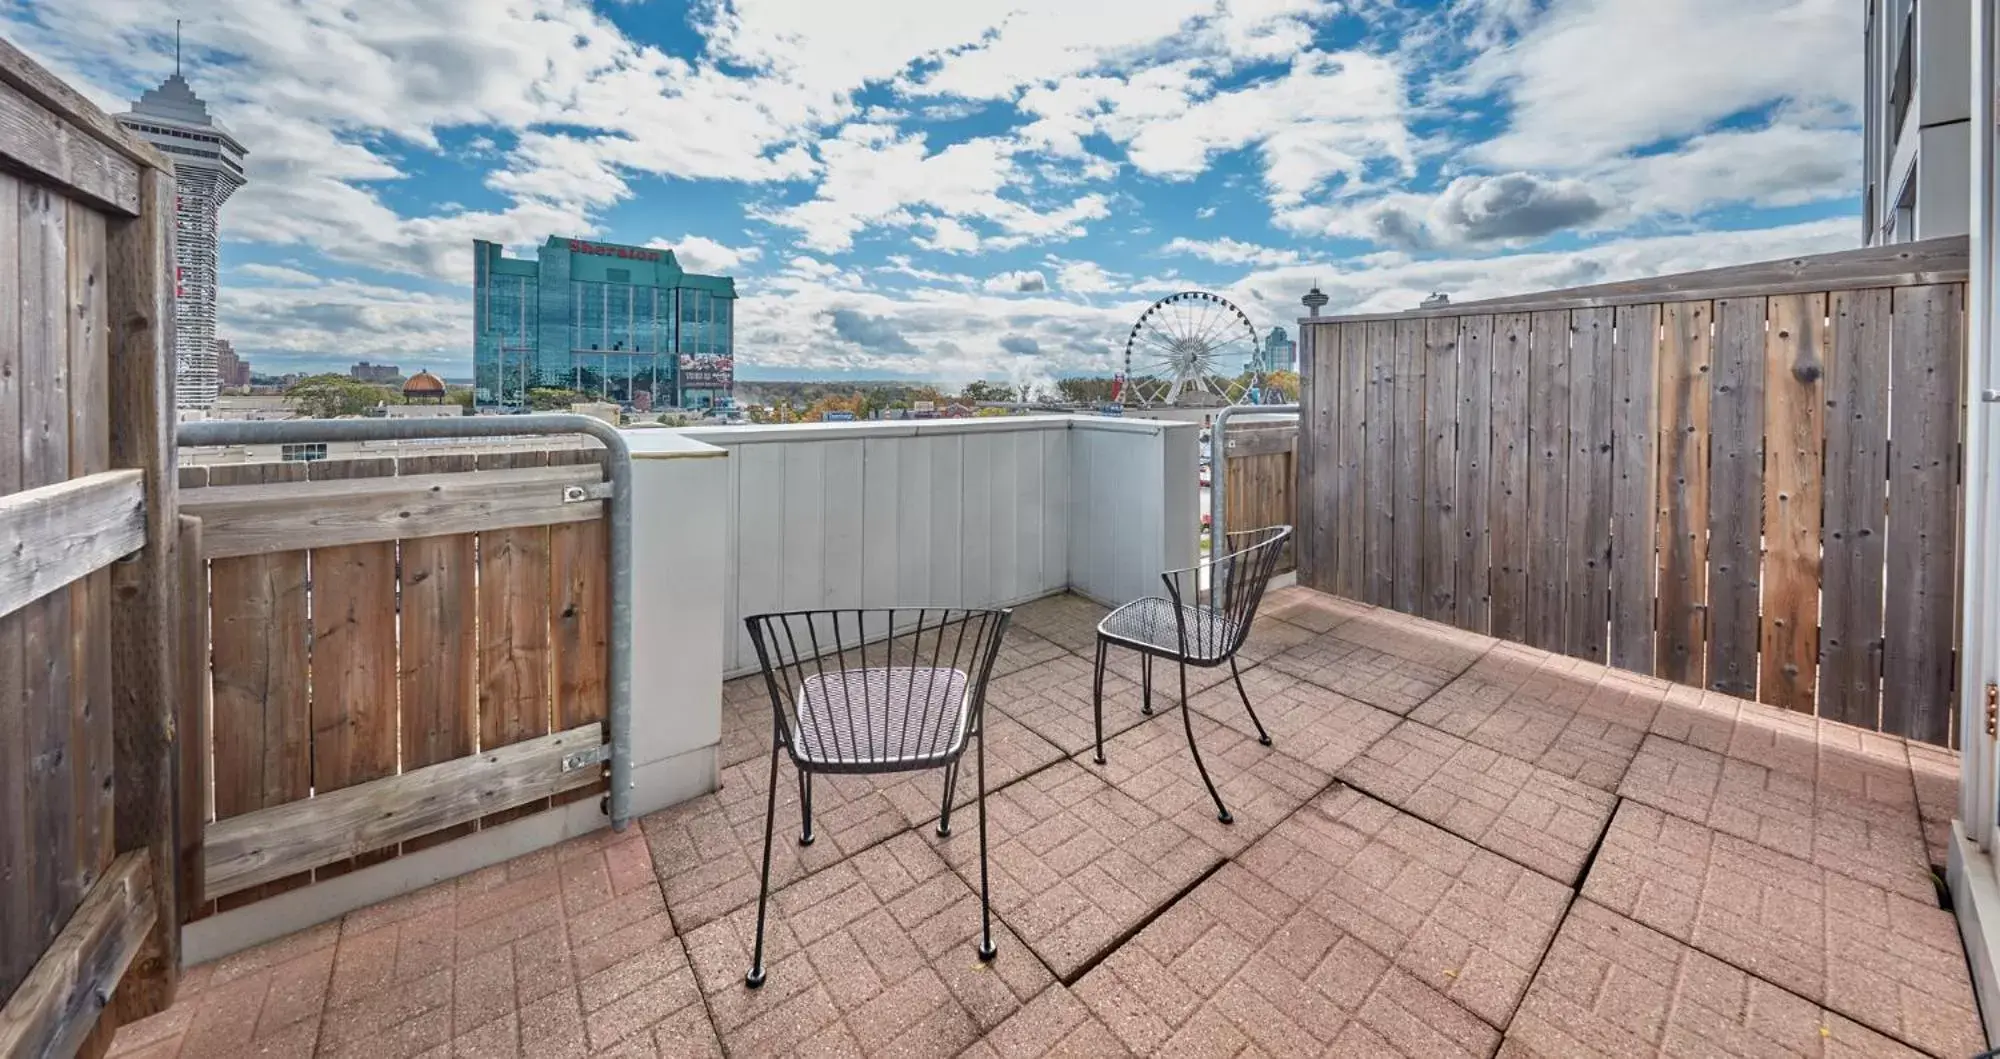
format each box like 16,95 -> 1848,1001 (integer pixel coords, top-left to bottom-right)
8,0 -> 1861,387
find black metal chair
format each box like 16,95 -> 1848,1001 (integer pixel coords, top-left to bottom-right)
741,607 -> 1012,988
1091,525 -> 1294,824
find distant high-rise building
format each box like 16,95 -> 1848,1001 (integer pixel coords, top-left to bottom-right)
351,362 -> 402,384
473,236 -> 737,410
213,337 -> 249,389
114,43 -> 247,410
1254,327 -> 1297,374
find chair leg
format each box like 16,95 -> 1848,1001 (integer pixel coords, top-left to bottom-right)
1140,654 -> 1153,715
1092,639 -> 1108,766
975,727 -> 997,961
1178,658 -> 1233,824
745,743 -> 782,988
1231,656 -> 1272,747
797,770 -> 815,847
936,760 -> 959,837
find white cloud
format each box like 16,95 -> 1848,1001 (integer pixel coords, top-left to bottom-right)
1049,257 -> 1129,294
1463,0 -> 1858,168
649,235 -> 764,275
983,270 -> 1050,293
1162,236 -> 1302,267
233,263 -> 323,286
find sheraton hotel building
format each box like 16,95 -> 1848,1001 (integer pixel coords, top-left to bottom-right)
472,236 -> 737,411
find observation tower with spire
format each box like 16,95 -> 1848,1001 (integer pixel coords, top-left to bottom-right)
114,24 -> 248,410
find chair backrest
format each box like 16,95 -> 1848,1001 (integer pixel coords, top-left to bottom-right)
743,607 -> 1012,766
1163,525 -> 1293,656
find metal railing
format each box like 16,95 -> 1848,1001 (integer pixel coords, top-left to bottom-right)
1209,403 -> 1300,551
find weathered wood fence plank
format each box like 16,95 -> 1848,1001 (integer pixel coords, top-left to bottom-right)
1422,316 -> 1459,624
1335,323 -> 1366,599
1455,315 -> 1494,634
1391,319 -> 1425,614
1607,303 -> 1660,672
1760,293 -> 1828,712
1654,301 -> 1712,686
1564,306 -> 1614,662
1489,312 -> 1532,642
1820,288 -> 1891,728
1706,296 -> 1766,699
1363,320 -> 1396,606
1883,284 -> 1963,745
1525,310 -> 1570,651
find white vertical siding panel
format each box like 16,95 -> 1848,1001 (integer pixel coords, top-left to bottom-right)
929,434 -> 963,606
961,431 -> 995,606
781,442 -> 826,611
1015,430 -> 1042,598
898,434 -> 931,606
861,436 -> 900,611
822,438 -> 865,608
1043,428 -> 1068,594
735,443 -> 787,670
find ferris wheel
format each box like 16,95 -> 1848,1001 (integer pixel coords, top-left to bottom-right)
1119,290 -> 1262,407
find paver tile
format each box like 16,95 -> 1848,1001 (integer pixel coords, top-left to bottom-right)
1408,673 -> 1647,793
1339,720 -> 1614,885
719,674 -> 771,770
1324,609 -> 1495,675
960,985 -> 1134,1058
1099,644 -> 1237,698
1618,735 -> 1933,904
989,626 -> 1073,678
1009,593 -> 1111,656
1647,683 -> 1742,753
682,832 -> 1051,1057
643,752 -> 907,932
926,760 -> 1220,979
1081,707 -> 1332,856
986,652 -> 1147,755
1500,899 -> 1923,1058
1259,585 -> 1372,634
861,712 -> 1067,830
1266,632 -> 1465,716
1236,787 -> 1572,1028
1188,666 -> 1401,775
1581,801 -> 1981,1058
1237,613 -> 1319,663
1072,858 -> 1502,1057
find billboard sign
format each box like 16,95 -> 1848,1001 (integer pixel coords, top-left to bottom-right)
678,354 -> 733,389
568,239 -> 664,262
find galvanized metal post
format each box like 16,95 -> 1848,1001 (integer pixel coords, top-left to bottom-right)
1209,404 -> 1300,553
175,414 -> 639,830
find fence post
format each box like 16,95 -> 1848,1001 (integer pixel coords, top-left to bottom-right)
105,162 -> 180,1021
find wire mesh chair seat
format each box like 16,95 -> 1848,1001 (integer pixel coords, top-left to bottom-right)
791,666 -> 970,772
1097,597 -> 1243,664
742,607 -> 1010,989
1091,525 -> 1294,826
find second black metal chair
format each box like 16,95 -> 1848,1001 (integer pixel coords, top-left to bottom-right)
1091,525 -> 1294,823
741,607 -> 1011,988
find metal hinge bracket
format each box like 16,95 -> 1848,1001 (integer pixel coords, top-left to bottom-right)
1986,683 -> 1998,738
562,743 -> 613,773
562,481 -> 614,504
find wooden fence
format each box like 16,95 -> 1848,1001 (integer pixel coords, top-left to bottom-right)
1297,237 -> 1968,745
178,449 -> 612,910
0,40 -> 184,1056
1221,420 -> 1299,574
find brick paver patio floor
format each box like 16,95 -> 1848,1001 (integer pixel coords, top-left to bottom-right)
113,587 -> 1984,1057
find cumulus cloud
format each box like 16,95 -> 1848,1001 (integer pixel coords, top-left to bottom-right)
1000,335 -> 1042,356
650,234 -> 764,274
1162,236 -> 1303,267
984,270 -> 1049,293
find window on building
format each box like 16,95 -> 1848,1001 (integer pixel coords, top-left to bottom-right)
280,443 -> 328,463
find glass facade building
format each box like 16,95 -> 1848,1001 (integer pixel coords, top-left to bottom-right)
473,236 -> 737,410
